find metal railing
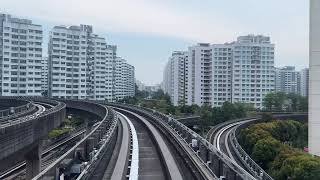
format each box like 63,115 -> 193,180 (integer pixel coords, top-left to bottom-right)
110,103 -> 256,180
227,113 -> 307,180
0,97 -> 36,121
230,123 -> 273,180
0,97 -> 66,128
32,102 -> 118,180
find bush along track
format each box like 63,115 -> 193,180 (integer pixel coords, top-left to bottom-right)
238,120 -> 320,180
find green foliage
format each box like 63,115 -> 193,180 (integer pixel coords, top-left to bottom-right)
239,120 -> 317,180
252,136 -> 281,169
263,92 -> 308,112
63,117 -> 84,127
261,112 -> 273,122
48,127 -> 71,139
270,150 -> 320,180
48,115 -> 85,139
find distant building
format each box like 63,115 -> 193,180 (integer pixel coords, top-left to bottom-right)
145,84 -> 161,92
164,35 -> 275,109
163,51 -> 188,106
0,13 -> 43,96
113,57 -> 135,101
41,57 -> 48,93
275,66 -> 300,94
136,80 -> 146,91
300,68 -> 309,97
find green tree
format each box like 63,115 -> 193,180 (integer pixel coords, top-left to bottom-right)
261,112 -> 273,122
252,136 -> 281,169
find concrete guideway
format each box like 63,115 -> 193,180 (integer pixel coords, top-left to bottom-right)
207,113 -> 308,180
33,102 -> 118,180
0,128 -> 86,179
0,97 -> 36,121
114,107 -> 184,180
110,111 -> 139,180
208,117 -> 274,180
108,103 -> 255,180
0,103 -> 46,128
0,98 -> 66,180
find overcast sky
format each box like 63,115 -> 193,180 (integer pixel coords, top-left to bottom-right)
1,0 -> 309,85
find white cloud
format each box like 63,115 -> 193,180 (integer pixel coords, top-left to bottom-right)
0,0 -> 309,84
0,0 -> 241,43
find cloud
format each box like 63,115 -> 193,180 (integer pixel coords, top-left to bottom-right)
0,0 -> 241,43
0,0 -> 309,84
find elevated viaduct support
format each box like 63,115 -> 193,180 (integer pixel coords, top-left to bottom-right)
0,98 -> 66,179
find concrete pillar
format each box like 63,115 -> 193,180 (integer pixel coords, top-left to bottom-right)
309,0 -> 320,156
75,147 -> 85,161
85,137 -> 95,159
25,144 -> 41,180
199,142 -> 208,162
209,153 -> 220,176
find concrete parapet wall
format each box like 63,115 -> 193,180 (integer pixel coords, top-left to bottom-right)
0,98 -> 66,172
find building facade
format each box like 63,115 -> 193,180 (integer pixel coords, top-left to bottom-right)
163,51 -> 188,106
300,68 -> 309,97
113,57 -> 135,101
0,13 -> 43,96
48,25 -> 134,101
48,25 -> 91,99
41,57 -> 48,94
186,44 -> 213,106
275,66 -> 300,94
163,35 -> 275,109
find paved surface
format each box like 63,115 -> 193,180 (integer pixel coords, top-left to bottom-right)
110,113 -> 131,180
116,108 -> 184,180
130,113 -> 166,180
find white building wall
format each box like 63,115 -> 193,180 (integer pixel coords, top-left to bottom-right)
186,44 -> 212,106
49,25 -> 89,99
0,14 -> 43,96
165,35 -> 275,109
41,57 -> 48,93
162,51 -> 188,106
211,44 -> 232,107
231,35 -> 275,109
275,66 -> 300,94
300,68 -> 309,97
113,57 -> 135,101
309,0 -> 320,156
48,25 -> 125,101
106,45 -> 117,102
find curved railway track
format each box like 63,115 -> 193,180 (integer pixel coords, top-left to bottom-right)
114,107 -> 184,180
209,119 -> 256,168
0,128 -> 86,179
207,113 -> 307,180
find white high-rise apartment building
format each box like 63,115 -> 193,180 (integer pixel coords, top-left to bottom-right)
124,63 -> 135,97
164,35 -> 275,109
230,35 -> 275,108
163,51 -> 188,106
300,68 -> 309,97
48,25 -> 91,99
186,44 -> 213,106
113,57 -> 135,101
106,45 -> 117,101
211,44 -> 233,107
49,25 -> 134,101
87,34 -> 110,100
275,66 -> 300,94
0,13 -> 43,96
41,57 -> 48,93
